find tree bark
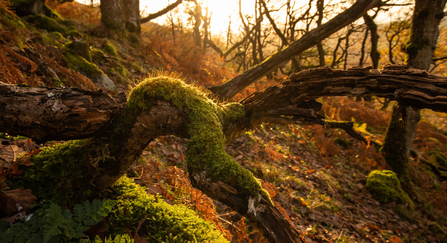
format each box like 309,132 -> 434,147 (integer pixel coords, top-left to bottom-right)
140,0 -> 183,24
208,0 -> 382,100
122,0 -> 140,33
316,0 -> 325,67
3,65 -> 447,241
3,65 -> 447,143
192,0 -> 202,48
100,0 -> 126,34
241,65 -> 447,125
3,64 -> 447,241
363,14 -> 379,68
382,0 -> 447,177
0,83 -> 125,142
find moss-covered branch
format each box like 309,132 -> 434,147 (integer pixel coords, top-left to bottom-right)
3,65 -> 447,242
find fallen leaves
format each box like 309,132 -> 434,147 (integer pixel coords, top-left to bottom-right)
0,188 -> 37,226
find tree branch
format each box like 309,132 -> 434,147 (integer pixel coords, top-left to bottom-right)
208,0 -> 382,100
0,83 -> 125,142
140,0 -> 183,24
3,64 -> 447,242
241,65 -> 447,131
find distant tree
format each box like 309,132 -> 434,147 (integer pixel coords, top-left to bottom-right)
9,0 -> 72,17
4,0 -> 447,242
384,17 -> 411,64
100,0 -> 190,37
209,0 -> 383,100
381,0 -> 447,178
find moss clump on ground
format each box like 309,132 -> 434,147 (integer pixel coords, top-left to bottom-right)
64,51 -> 103,77
13,140 -> 93,207
36,15 -> 66,33
106,177 -> 229,242
103,42 -> 118,57
48,31 -> 64,41
63,42 -> 104,80
128,77 -> 266,198
66,29 -> 83,39
91,48 -> 106,62
366,170 -> 414,210
37,31 -> 65,47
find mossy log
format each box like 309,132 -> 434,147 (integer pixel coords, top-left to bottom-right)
2,65 -> 447,242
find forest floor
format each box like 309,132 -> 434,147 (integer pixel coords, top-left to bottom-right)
1,1 -> 447,242
129,97 -> 447,243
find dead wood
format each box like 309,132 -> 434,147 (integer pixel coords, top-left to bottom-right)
241,65 -> 447,129
2,65 -> 447,242
208,0 -> 382,100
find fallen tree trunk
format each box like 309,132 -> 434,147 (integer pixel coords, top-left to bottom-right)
1,65 -> 447,242
241,65 -> 447,125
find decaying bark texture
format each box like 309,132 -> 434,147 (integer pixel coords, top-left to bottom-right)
191,171 -> 303,242
382,0 -> 447,177
241,65 -> 447,130
0,83 -> 125,142
2,65 -> 447,242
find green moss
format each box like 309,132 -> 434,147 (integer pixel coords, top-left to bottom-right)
36,15 -> 66,33
110,64 -> 131,83
13,140 -> 92,207
66,29 -> 83,39
128,77 -> 266,198
366,170 -> 414,210
106,177 -> 228,242
104,43 -> 118,57
43,4 -> 63,20
91,47 -> 106,62
63,43 -> 104,79
48,31 -> 64,41
64,52 -> 102,77
36,32 -> 65,47
395,204 -> 415,222
1,13 -> 26,30
335,137 -> 351,149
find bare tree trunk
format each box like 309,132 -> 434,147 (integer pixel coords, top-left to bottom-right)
359,28 -> 369,66
202,6 -> 210,52
331,36 -> 344,68
193,0 -> 202,48
140,0 -> 183,24
122,0 -> 140,33
363,14 -> 379,68
317,0 -> 326,67
100,0 -> 126,34
208,0 -> 382,100
382,0 -> 447,177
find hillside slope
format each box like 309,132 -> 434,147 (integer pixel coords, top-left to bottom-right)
1,1 -> 447,242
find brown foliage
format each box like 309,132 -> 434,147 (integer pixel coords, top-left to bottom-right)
141,26 -> 237,87
46,0 -> 101,25
136,161 -> 231,240
310,126 -> 341,157
323,97 -> 390,130
0,33 -> 43,86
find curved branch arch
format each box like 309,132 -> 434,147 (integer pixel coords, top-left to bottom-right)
2,65 -> 447,242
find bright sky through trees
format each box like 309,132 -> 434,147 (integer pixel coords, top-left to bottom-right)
140,0 -> 256,34
77,0 -> 411,35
